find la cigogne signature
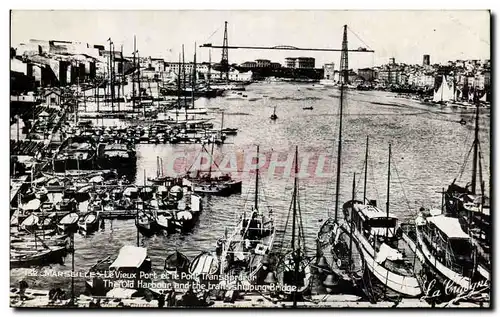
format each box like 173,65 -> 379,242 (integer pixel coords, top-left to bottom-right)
420,278 -> 490,302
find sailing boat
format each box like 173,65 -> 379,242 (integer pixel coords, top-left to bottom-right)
184,143 -> 242,196
270,106 -> 278,120
432,75 -> 456,104
147,156 -> 171,184
316,25 -> 366,296
217,145 -> 276,286
275,146 -> 312,303
443,103 -> 490,281
341,143 -> 422,298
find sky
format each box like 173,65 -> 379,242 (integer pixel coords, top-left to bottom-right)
10,10 -> 491,68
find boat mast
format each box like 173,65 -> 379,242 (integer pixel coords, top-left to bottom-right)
120,44 -> 123,109
156,156 -> 160,178
349,173 -> 355,270
208,140 -> 215,179
334,25 -> 348,222
182,45 -> 186,106
291,145 -> 299,308
471,101 -> 480,194
254,145 -> 260,210
363,136 -> 369,203
138,51 -> 144,117
386,143 -> 391,240
176,53 -> 181,123
132,36 -> 136,112
192,43 -> 197,109
221,110 -> 224,134
208,49 -> 212,90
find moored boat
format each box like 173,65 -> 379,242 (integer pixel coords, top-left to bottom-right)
53,136 -> 98,172
57,212 -> 79,233
77,211 -> 100,233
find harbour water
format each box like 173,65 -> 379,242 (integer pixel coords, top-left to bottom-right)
10,81 -> 490,295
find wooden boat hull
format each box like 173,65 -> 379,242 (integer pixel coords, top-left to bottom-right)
346,222 -> 422,298
164,251 -> 190,275
78,212 -> 99,233
10,246 -> 67,268
189,252 -> 219,279
401,223 -> 490,303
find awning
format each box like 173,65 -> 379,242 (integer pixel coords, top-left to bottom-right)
428,215 -> 470,239
353,203 -> 397,220
110,246 -> 148,269
106,288 -> 138,299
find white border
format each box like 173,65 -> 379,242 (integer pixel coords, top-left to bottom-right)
2,2 -> 497,317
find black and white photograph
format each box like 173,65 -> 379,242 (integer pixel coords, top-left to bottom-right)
8,9 -> 491,308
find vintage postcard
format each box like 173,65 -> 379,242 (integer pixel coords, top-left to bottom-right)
9,10 -> 491,308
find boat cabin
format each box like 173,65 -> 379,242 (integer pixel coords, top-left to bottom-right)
350,203 -> 399,242
418,215 -> 475,275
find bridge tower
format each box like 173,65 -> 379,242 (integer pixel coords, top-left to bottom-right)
220,21 -> 229,80
340,25 -> 349,84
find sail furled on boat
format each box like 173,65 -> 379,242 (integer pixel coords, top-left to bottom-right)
375,243 -> 403,264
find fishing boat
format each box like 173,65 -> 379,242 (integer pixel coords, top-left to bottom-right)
19,214 -> 39,232
147,156 -> 171,184
169,192 -> 202,232
10,246 -> 67,268
302,106 -> 313,110
221,128 -> 238,136
316,25 -> 368,298
37,212 -> 56,230
443,103 -> 491,281
156,212 -> 173,232
184,143 -> 242,196
57,212 -> 79,233
274,147 -> 312,303
136,210 -> 158,236
52,136 -> 98,172
98,142 -> 137,170
401,210 -> 489,302
164,250 -> 190,276
218,145 -> 275,284
189,251 -> 219,280
55,198 -> 77,213
77,211 -> 100,233
341,144 -> 422,299
270,106 -> 278,120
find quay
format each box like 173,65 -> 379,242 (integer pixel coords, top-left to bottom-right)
10,289 -> 488,308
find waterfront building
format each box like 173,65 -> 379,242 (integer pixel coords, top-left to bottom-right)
323,63 -> 335,80
255,59 -> 271,68
285,57 -> 315,69
240,61 -> 257,68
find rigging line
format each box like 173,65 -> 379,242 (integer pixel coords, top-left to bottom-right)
297,187 -> 308,256
367,158 -> 380,203
279,187 -> 294,255
457,143 -> 474,181
347,26 -> 373,50
392,159 -> 414,218
184,146 -> 204,174
457,122 -> 474,173
446,13 -> 490,47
